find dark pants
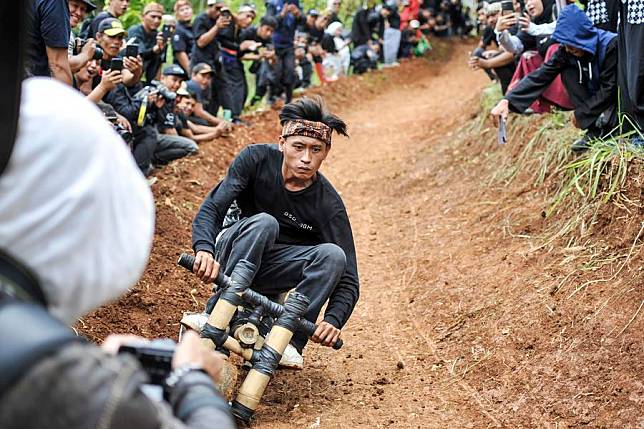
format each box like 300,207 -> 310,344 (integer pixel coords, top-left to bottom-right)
272,47 -> 296,103
213,213 -> 347,351
220,56 -> 248,119
208,74 -> 226,117
617,12 -> 644,134
132,125 -> 158,175
472,47 -> 497,81
154,131 -> 198,164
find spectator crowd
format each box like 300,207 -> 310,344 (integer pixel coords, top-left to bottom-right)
26,0 -> 642,178
27,0 -> 476,178
471,0 -> 644,150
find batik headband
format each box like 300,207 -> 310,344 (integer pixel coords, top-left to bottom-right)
281,119 -> 333,145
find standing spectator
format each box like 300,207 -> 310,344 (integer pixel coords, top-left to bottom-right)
616,0 -> 644,140
265,0 -> 306,103
579,0 -> 619,32
350,3 -> 379,46
217,4 -> 258,124
448,0 -> 464,35
83,0 -> 129,40
299,8 -> 320,34
323,22 -> 350,79
68,0 -> 97,73
241,16 -> 279,104
326,0 -> 343,24
26,0 -> 72,84
192,0 -> 231,116
173,0 -> 195,74
128,2 -> 166,83
380,4 -> 402,66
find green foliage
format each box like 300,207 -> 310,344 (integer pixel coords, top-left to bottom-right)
113,0 -> 364,29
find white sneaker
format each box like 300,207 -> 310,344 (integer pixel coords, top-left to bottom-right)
179,312 -> 209,340
279,343 -> 304,370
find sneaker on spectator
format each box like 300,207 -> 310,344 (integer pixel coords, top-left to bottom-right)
279,343 -> 304,370
631,135 -> 644,147
571,138 -> 591,153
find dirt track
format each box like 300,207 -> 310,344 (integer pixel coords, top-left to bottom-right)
80,41 -> 643,428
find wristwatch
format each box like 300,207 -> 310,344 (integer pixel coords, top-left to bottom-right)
165,363 -> 206,389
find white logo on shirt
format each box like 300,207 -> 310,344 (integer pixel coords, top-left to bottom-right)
283,211 -> 313,231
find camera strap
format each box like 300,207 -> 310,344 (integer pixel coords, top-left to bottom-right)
137,97 -> 148,127
0,250 -> 83,399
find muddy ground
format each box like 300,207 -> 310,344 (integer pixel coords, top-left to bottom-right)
79,41 -> 643,428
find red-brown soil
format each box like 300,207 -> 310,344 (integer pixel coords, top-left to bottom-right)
78,41 -> 643,428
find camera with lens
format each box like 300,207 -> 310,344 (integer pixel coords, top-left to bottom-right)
133,81 -> 176,103
114,123 -> 133,146
104,111 -> 133,147
150,80 -> 177,102
74,37 -> 104,60
118,339 -> 176,400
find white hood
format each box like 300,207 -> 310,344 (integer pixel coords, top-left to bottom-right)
0,78 -> 155,324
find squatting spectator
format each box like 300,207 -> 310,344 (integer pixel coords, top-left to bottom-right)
491,5 -> 618,151
469,3 -> 516,93
186,63 -> 230,128
175,88 -> 231,142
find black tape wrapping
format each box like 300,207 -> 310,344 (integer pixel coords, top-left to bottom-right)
178,254 -> 343,349
200,323 -> 228,348
251,344 -> 282,377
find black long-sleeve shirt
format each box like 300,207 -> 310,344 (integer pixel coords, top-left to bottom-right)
506,40 -> 618,129
192,144 -> 360,328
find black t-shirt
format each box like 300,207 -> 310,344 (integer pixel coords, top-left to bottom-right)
157,102 -> 180,132
173,21 -> 194,65
481,26 -> 496,49
26,0 -> 71,77
192,144 -> 360,328
84,11 -> 116,39
321,33 -> 337,53
128,24 -> 163,83
186,79 -> 211,109
191,12 -> 219,69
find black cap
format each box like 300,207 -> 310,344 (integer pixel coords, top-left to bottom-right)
163,64 -> 188,79
307,8 -> 320,16
97,18 -> 127,36
80,0 -> 97,12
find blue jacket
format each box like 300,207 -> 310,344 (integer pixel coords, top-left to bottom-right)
551,5 -> 617,92
265,0 -> 304,49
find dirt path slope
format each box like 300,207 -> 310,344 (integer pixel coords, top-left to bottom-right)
79,41 -> 642,428
255,43 -> 642,428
